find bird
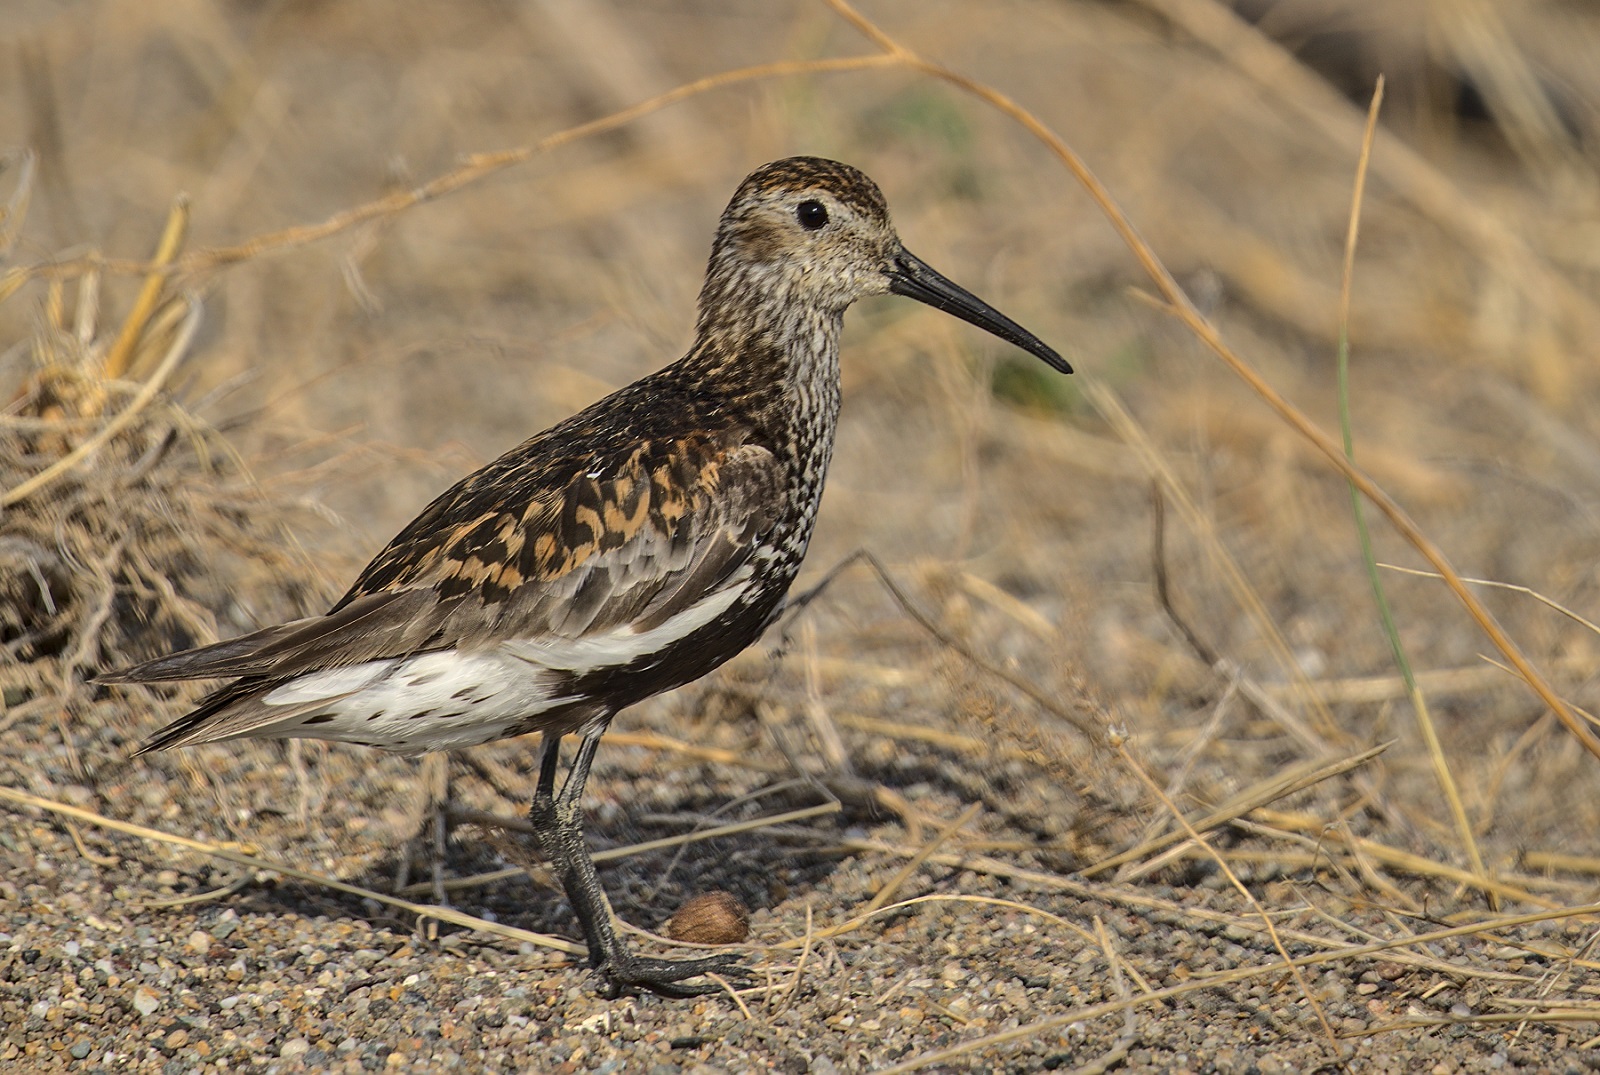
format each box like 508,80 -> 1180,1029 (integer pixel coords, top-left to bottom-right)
100,156 -> 1071,999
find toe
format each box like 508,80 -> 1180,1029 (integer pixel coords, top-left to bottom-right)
598,953 -> 750,998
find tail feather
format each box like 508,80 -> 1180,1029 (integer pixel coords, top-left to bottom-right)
98,631 -> 294,684
132,680 -> 264,755
132,677 -> 353,755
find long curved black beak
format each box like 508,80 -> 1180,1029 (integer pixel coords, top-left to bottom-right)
887,248 -> 1072,374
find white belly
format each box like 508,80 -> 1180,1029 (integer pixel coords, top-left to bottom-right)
252,581 -> 752,753
260,649 -> 581,753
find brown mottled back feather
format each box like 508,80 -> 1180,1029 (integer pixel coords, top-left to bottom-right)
105,378 -> 783,688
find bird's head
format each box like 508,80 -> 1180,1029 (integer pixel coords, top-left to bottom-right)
699,156 -> 1070,374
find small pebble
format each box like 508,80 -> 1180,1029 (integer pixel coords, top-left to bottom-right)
131,986 -> 160,1016
69,1041 -> 92,1060
281,1038 -> 310,1059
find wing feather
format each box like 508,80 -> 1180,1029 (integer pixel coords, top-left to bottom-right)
98,591 -> 440,683
104,430 -> 781,689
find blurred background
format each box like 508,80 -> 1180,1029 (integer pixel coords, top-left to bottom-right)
6,0 -> 1600,1063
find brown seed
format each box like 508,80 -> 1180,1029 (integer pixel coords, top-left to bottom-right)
665,891 -> 750,945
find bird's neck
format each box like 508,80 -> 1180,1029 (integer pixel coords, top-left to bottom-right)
681,268 -> 845,459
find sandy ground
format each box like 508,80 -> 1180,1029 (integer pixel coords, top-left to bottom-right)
6,0 -> 1600,1070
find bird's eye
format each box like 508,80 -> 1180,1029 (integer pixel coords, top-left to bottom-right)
795,200 -> 829,230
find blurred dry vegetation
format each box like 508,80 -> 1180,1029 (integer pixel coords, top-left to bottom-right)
6,0 -> 1600,1068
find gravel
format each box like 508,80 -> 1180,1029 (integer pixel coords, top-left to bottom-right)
2,701 -> 1593,1072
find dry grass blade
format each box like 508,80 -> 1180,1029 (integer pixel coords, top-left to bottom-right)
1253,808 -> 1563,910
141,872 -> 254,909
877,902 -> 1584,1075
857,551 -> 1107,745
1347,1006 -> 1600,1038
769,893 -> 1101,951
1066,918 -> 1140,1075
1382,564 -> 1600,638
1268,659 -> 1598,705
829,833 -> 1558,981
1082,741 -> 1391,877
778,903 -> 816,1012
588,729 -> 790,772
100,194 -> 188,383
399,801 -> 840,897
0,785 -> 586,957
955,570 -> 1056,640
832,713 -> 985,754
1525,851 -> 1600,877
860,801 -> 980,917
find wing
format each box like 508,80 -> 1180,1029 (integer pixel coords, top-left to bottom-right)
103,429 -> 783,687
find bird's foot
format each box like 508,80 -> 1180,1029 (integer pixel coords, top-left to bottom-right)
593,950 -> 750,999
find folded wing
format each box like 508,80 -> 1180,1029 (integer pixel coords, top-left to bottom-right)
105,429 -> 782,751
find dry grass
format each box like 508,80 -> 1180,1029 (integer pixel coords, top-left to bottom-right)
5,0 -> 1600,1069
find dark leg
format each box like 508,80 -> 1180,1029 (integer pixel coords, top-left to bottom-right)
534,731 -> 563,805
527,725 -> 747,998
